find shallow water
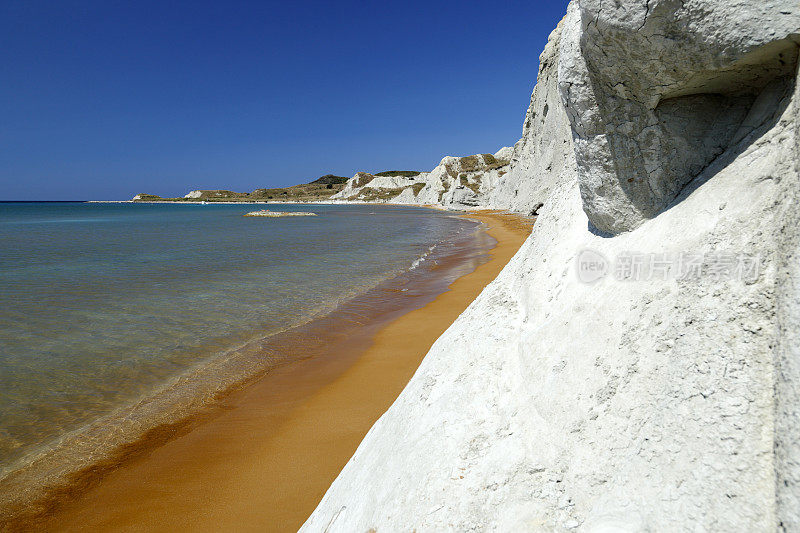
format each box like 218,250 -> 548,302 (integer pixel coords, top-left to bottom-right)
0,202 -> 481,477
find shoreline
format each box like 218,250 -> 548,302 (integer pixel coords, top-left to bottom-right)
0,207 -> 489,526
85,199 -> 491,210
10,211 -> 532,532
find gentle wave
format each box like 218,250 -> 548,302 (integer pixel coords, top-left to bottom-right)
410,245 -> 437,270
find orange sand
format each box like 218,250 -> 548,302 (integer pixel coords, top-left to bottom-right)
29,211 -> 532,533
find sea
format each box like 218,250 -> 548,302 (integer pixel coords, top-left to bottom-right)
0,201 -> 492,507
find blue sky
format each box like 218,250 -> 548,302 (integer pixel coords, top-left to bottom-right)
0,1 -> 569,200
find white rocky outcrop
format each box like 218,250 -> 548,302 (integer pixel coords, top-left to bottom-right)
304,0 -> 800,531
329,11 -> 577,217
332,150 -> 514,209
484,16 -> 576,216
242,209 -> 316,217
184,190 -> 203,199
330,14 -> 576,216
561,0 -> 800,235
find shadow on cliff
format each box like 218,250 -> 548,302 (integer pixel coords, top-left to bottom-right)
586,40 -> 798,237
670,71 -> 796,207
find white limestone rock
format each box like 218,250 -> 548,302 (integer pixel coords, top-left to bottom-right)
485,16 -> 577,216
305,59 -> 800,530
332,152 -> 512,208
560,0 -> 800,234
331,7 -> 576,218
493,146 -> 514,161
304,1 -> 800,531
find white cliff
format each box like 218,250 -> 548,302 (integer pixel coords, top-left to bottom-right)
331,16 -> 575,215
561,0 -> 800,235
332,149 -> 514,209
304,0 -> 800,531
483,16 -> 576,215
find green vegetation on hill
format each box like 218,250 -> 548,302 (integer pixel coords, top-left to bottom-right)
354,173 -> 374,188
248,179 -> 346,201
194,190 -> 240,199
374,170 -> 421,178
459,175 -> 482,195
458,154 -> 510,172
483,153 -> 511,170
438,179 -> 451,203
132,174 -> 349,203
310,174 -> 349,185
349,187 -> 405,202
458,155 -> 482,172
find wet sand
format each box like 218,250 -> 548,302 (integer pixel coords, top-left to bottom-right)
27,211 -> 532,532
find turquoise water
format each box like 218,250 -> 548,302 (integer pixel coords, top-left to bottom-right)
0,202 -> 481,477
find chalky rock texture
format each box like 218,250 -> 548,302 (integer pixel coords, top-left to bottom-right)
305,1 -> 800,531
560,0 -> 800,234
484,17 -> 577,215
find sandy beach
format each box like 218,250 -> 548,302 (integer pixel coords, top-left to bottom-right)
16,211 -> 532,532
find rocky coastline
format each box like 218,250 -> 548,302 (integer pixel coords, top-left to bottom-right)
302,1 -> 800,530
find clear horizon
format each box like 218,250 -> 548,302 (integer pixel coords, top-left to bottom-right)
0,1 -> 569,200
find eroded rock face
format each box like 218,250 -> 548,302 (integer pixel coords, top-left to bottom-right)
486,15 -> 577,215
560,0 -> 800,234
301,1 -> 800,530
304,64 -> 800,528
332,151 -> 512,208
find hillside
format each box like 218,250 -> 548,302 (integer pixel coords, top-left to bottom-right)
131,175 -> 350,203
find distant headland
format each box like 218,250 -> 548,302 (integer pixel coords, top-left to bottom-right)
131,172 -> 420,203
